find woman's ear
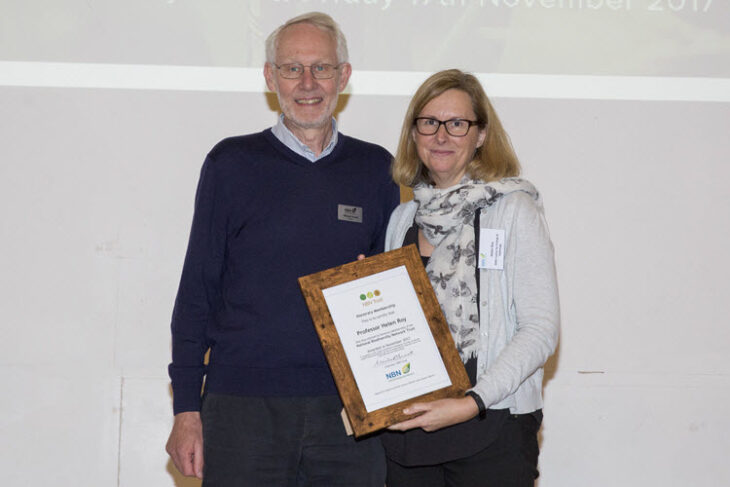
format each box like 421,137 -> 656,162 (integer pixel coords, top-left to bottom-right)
476,125 -> 487,149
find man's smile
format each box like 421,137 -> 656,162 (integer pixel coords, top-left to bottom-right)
296,97 -> 323,105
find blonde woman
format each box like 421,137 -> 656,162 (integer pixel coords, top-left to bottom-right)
381,69 -> 560,487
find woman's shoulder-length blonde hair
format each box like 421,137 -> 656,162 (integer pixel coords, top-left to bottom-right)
392,69 -> 521,187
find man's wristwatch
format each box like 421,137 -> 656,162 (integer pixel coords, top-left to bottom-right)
465,390 -> 487,419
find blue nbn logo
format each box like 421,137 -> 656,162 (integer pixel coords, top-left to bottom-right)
385,369 -> 402,379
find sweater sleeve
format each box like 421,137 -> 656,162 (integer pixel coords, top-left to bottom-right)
367,146 -> 400,256
471,194 -> 560,409
372,178 -> 401,255
168,154 -> 228,414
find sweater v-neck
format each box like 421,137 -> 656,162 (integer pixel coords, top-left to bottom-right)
263,128 -> 346,169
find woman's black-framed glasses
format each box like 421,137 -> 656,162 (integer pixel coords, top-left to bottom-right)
273,63 -> 342,79
414,117 -> 483,137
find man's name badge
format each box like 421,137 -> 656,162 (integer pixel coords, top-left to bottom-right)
478,228 -> 505,270
338,204 -> 363,223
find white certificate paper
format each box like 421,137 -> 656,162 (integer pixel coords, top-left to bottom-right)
322,265 -> 452,412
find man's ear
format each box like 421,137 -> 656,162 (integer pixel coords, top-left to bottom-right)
337,63 -> 352,92
264,63 -> 277,93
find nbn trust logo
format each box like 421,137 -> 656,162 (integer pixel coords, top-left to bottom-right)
385,363 -> 411,380
359,289 -> 381,301
385,369 -> 401,379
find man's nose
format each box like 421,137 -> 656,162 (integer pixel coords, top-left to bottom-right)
299,67 -> 316,88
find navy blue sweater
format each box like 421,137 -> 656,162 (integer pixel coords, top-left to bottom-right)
169,129 -> 400,414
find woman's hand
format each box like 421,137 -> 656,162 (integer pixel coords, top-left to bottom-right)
387,396 -> 480,433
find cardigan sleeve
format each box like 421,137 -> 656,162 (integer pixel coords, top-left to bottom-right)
471,193 -> 560,409
384,201 -> 417,252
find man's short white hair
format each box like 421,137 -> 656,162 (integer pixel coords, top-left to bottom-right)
265,12 -> 349,64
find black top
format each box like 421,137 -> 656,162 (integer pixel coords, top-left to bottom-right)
379,220 -> 509,466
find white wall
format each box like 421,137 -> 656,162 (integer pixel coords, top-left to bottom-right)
1,1 -> 729,486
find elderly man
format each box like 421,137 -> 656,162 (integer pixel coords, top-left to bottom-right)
165,12 -> 399,486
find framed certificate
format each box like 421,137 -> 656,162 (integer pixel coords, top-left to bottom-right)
298,244 -> 471,437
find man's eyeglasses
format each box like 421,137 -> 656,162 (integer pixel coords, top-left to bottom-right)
273,63 -> 342,80
413,117 -> 484,137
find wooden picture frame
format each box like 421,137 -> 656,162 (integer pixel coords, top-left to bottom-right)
298,244 -> 471,437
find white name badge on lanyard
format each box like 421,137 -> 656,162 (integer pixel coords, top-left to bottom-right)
478,228 -> 505,270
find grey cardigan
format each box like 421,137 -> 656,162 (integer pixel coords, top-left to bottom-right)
384,190 -> 560,414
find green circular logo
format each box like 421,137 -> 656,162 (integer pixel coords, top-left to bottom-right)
360,294 -> 367,301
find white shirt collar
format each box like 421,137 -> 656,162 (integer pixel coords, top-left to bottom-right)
270,114 -> 339,162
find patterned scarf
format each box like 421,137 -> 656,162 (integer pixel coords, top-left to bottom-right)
414,177 -> 538,362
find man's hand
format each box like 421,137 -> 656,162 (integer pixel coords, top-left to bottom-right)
387,397 -> 479,433
166,411 -> 204,479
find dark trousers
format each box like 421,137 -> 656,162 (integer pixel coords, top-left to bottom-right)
385,412 -> 542,487
200,393 -> 385,487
